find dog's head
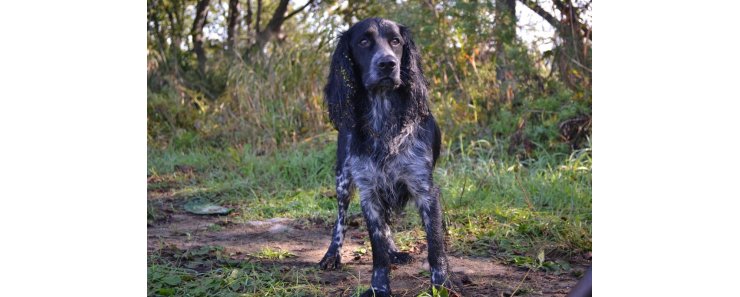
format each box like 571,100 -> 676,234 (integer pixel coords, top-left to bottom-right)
325,18 -> 427,129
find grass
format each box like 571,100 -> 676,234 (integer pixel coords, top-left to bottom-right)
250,247 -> 296,260
147,136 -> 591,296
148,259 -> 324,296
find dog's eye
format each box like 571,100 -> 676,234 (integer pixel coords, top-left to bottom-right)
390,38 -> 401,46
359,39 -> 370,47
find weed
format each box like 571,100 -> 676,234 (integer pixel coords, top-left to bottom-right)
250,247 -> 296,260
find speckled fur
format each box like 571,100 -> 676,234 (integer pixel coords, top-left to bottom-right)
319,18 -> 449,296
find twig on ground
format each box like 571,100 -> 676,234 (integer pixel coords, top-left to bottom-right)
509,267 -> 532,297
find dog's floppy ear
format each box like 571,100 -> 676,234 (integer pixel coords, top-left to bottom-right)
399,25 -> 430,116
324,31 -> 357,130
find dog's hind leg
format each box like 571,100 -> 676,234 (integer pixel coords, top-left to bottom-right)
382,192 -> 413,265
384,225 -> 414,264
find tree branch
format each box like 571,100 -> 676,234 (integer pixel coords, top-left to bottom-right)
255,0 -> 289,49
552,0 -> 567,12
191,0 -> 211,74
553,0 -> 577,22
226,0 -> 240,50
518,0 -> 560,29
263,0 -> 290,35
285,0 -> 314,21
256,0 -> 262,33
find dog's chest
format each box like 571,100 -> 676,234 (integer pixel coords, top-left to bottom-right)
363,94 -> 412,153
348,94 -> 432,197
349,123 -> 431,196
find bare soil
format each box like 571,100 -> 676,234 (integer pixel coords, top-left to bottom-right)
148,193 -> 589,297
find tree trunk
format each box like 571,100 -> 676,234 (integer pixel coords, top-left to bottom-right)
246,0 -> 253,33
191,0 -> 211,75
148,0 -> 167,55
226,0 -> 240,52
553,0 -> 591,93
166,3 -> 182,56
252,0 -> 314,52
255,0 -> 290,49
494,0 -> 517,105
256,0 -> 262,33
519,0 -> 591,93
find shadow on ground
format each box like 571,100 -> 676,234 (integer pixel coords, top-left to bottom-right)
148,193 -> 587,297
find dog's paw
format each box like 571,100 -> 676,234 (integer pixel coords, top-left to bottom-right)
318,252 -> 341,270
359,289 -> 392,297
389,251 -> 413,265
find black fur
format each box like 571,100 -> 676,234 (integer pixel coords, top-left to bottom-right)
319,18 -> 449,297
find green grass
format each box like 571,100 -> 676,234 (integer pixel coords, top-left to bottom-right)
147,137 -> 591,296
148,259 -> 324,297
250,247 -> 297,260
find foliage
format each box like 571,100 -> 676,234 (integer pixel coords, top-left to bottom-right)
147,1 -> 592,295
250,247 -> 297,260
148,253 -> 323,296
147,0 -> 592,157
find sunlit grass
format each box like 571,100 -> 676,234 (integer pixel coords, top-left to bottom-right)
147,137 -> 590,295
250,247 -> 297,260
148,138 -> 591,254
148,260 -> 323,296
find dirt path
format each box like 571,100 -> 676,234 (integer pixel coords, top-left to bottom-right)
148,195 -> 587,296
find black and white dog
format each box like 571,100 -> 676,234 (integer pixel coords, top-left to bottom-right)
318,18 -> 450,296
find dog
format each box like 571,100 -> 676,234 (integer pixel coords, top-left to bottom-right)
318,18 -> 451,297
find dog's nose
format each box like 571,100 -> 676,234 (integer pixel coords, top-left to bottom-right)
377,56 -> 397,72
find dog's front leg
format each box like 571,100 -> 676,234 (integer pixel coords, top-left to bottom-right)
417,185 -> 451,288
360,195 -> 392,297
319,171 -> 353,270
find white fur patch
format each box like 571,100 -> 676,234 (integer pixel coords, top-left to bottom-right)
368,94 -> 392,138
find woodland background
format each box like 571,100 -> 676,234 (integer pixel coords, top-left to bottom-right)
147,1 -> 592,296
147,0 -> 592,155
